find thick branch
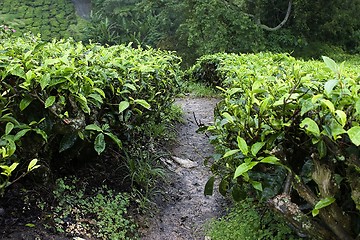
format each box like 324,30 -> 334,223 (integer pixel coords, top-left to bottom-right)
257,1 -> 292,31
293,175 -> 354,240
268,193 -> 336,240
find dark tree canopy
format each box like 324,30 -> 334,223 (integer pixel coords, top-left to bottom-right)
87,0 -> 360,63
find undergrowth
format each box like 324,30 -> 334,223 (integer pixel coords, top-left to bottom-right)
181,81 -> 219,98
205,199 -> 301,240
48,177 -> 138,239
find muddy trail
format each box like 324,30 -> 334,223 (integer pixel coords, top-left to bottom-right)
139,97 -> 226,240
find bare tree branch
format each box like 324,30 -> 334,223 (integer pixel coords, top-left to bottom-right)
257,1 -> 292,31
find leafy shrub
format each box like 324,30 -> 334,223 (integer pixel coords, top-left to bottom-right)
0,34 -> 182,194
206,199 -> 300,240
191,52 -> 360,239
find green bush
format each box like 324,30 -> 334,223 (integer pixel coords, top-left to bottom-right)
191,52 -> 360,239
0,0 -> 78,41
0,35 -> 181,195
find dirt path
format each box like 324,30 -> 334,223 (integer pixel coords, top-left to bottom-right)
140,97 -> 226,240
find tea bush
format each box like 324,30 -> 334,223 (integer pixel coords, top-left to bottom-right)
190,52 -> 360,239
0,0 -> 77,40
0,34 -> 181,194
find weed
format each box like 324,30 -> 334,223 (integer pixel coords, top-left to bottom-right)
122,149 -> 167,211
205,199 -> 300,240
181,81 -> 219,97
51,177 -> 138,239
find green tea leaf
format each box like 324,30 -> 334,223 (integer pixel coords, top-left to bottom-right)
5,122 -> 14,135
251,181 -> 263,191
251,142 -> 265,156
75,94 -> 90,114
300,118 -> 320,137
25,70 -> 35,82
118,101 -> 130,113
27,159 -> 40,172
45,96 -> 56,108
14,129 -> 31,141
124,83 -> 137,91
355,99 -> 360,115
329,122 -> 346,140
204,176 -> 215,196
300,99 -> 316,116
19,97 -> 33,111
40,73 -> 50,90
234,161 -> 258,179
93,88 -> 106,98
260,156 -> 280,164
85,124 -> 103,132
320,99 -> 335,114
222,112 -> 234,123
7,139 -> 16,156
347,126 -> 360,146
45,58 -> 60,65
324,79 -> 338,95
312,197 -> 335,216
104,132 -> 122,149
134,99 -> 151,109
322,56 -> 339,74
88,93 -> 103,104
223,149 -> 240,158
260,98 -> 270,114
94,133 -> 106,155
227,88 -> 242,96
34,129 -> 48,142
1,163 -> 19,177
9,162 -> 19,173
237,136 -> 248,156
335,110 -> 347,127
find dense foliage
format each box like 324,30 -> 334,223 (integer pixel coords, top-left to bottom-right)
0,34 -> 181,194
206,199 -> 300,240
86,0 -> 360,65
0,0 -> 78,40
188,52 -> 360,239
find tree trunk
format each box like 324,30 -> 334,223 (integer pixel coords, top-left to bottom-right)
268,193 -> 336,240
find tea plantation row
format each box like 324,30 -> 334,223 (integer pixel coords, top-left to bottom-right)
188,52 -> 360,239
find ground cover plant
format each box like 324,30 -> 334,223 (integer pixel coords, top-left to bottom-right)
189,52 -> 360,239
206,198 -> 300,240
49,177 -> 137,239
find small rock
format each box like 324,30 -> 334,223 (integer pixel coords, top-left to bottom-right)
172,156 -> 198,168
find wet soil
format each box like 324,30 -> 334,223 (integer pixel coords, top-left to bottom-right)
139,97 -> 226,240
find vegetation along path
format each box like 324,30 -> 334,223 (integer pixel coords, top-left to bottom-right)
140,97 -> 226,240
